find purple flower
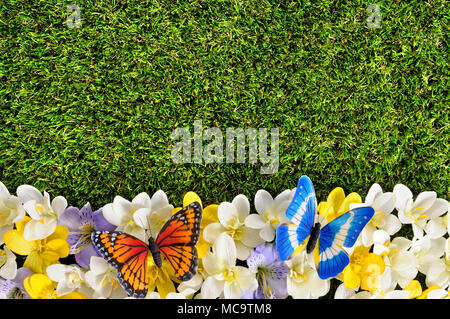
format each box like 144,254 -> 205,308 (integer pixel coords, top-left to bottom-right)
59,203 -> 116,268
242,243 -> 287,299
0,267 -> 33,299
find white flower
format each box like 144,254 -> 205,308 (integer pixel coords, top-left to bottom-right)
102,190 -> 174,242
244,189 -> 294,242
85,256 -> 127,299
203,195 -> 264,260
16,185 -> 67,240
0,246 -> 17,280
334,283 -> 371,299
425,238 -> 450,289
349,183 -> 400,246
393,184 -> 449,239
0,182 -> 25,245
201,233 -> 258,299
336,267 -> 408,299
424,215 -> 448,239
285,250 -> 330,299
368,267 -> 409,299
177,273 -> 203,298
372,230 -> 418,288
426,288 -> 449,299
410,235 -> 445,275
46,264 -> 92,297
145,291 -> 186,299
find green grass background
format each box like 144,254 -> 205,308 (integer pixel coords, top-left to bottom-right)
1,0 -> 448,208
0,0 -> 448,299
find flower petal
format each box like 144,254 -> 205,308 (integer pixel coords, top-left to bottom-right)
182,192 -> 202,209
132,192 -> 151,210
231,195 -> 250,221
244,213 -> 266,229
413,191 -> 436,212
393,184 -> 413,210
201,276 -> 224,299
254,190 -> 273,215
425,198 -> 449,219
3,229 -> 34,256
16,185 -> 43,204
217,202 -> 237,227
51,196 -> 68,218
24,274 -> 54,299
214,233 -> 236,267
425,218 -> 447,239
365,183 -> 383,204
203,223 -> 223,244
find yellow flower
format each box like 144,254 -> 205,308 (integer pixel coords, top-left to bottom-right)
404,280 -> 423,299
147,255 -> 177,299
318,187 -> 362,223
342,245 -> 385,292
171,191 -> 219,258
24,273 -> 86,299
3,216 -> 70,273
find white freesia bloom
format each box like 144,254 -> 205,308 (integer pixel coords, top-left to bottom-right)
244,189 -> 294,242
85,256 -> 127,299
393,184 -> 449,239
286,250 -> 330,299
425,238 -> 450,289
349,183 -> 400,246
102,190 -> 173,242
0,246 -> 17,280
0,182 -> 25,245
410,235 -> 445,275
177,273 -> 203,298
16,185 -> 67,240
372,230 -> 418,288
424,215 -> 448,239
201,233 -> 258,299
46,264 -> 92,297
203,195 -> 264,260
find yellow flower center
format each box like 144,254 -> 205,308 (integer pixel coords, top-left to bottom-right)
407,206 -> 427,222
226,227 -> 243,239
102,276 -> 119,290
221,268 -> 238,284
67,272 -> 82,286
36,204 -> 44,213
265,211 -> 279,226
352,251 -> 368,268
370,212 -> 385,227
290,268 -> 307,282
35,240 -> 46,254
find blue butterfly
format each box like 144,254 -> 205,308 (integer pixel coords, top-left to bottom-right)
276,175 -> 374,280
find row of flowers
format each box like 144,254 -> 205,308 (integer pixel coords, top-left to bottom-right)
0,180 -> 448,299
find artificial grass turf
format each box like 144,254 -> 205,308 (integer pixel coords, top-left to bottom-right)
0,1 -> 448,226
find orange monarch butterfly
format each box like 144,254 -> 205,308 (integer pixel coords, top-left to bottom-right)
91,201 -> 202,298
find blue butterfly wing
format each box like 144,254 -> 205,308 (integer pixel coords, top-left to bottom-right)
275,224 -> 310,261
276,175 -> 317,261
317,207 -> 375,279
